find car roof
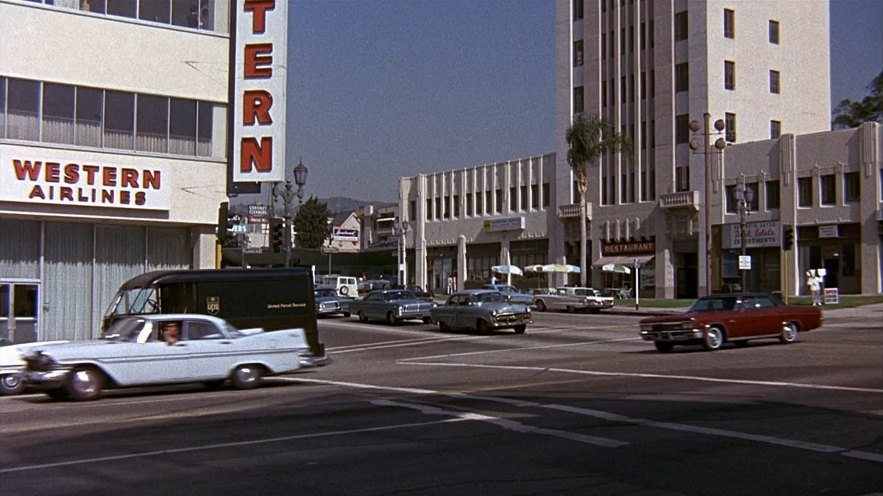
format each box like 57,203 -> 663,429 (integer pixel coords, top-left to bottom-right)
453,289 -> 501,295
124,314 -> 230,326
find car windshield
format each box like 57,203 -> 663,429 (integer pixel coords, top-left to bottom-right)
688,296 -> 739,312
100,318 -> 150,342
315,288 -> 337,298
383,291 -> 413,301
104,287 -> 158,317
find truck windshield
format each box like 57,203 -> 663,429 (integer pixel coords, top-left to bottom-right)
104,287 -> 159,317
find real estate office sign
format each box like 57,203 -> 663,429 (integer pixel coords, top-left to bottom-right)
233,0 -> 288,184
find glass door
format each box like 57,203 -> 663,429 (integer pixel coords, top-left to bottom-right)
0,282 -> 40,344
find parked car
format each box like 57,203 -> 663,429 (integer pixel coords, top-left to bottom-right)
314,287 -> 352,317
357,279 -> 391,295
349,289 -> 435,325
0,340 -> 67,395
431,289 -> 533,334
532,287 -> 613,313
402,284 -> 434,301
482,284 -> 535,306
639,293 -> 823,353
317,274 -> 359,297
21,314 -> 311,401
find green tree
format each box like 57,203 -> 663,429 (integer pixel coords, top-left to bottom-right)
832,70 -> 883,128
565,114 -> 631,286
293,196 -> 332,249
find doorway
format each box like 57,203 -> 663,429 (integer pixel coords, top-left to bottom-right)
0,281 -> 40,344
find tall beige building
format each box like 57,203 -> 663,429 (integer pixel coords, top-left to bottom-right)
554,0 -> 831,297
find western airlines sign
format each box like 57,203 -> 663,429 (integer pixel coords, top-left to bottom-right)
233,0 -> 288,183
1,146 -> 170,210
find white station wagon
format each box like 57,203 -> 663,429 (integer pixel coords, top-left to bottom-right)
22,314 -> 311,401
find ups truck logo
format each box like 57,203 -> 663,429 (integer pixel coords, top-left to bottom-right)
206,296 -> 220,315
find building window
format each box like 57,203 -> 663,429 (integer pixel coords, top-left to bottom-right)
676,166 -> 689,192
601,33 -> 606,60
820,174 -> 836,205
770,70 -> 781,94
649,20 -> 654,48
574,40 -> 584,66
650,70 -> 655,98
520,185 -> 528,210
675,11 -> 688,41
724,60 -> 735,90
466,193 -> 473,216
640,22 -> 646,50
6,78 -> 39,141
542,183 -> 550,207
770,120 -> 782,139
844,172 -> 860,202
426,199 -> 433,220
453,194 -> 460,217
766,180 -> 780,209
573,0 -> 584,19
609,31 -> 615,58
629,26 -> 634,53
725,112 -> 736,142
485,191 -> 493,215
675,63 -> 689,92
48,0 -> 216,32
630,75 -> 635,102
724,8 -> 735,39
676,114 -> 690,144
76,87 -> 103,147
641,71 -> 646,100
602,80 -> 607,107
136,94 -> 169,153
726,184 -> 739,213
42,82 -> 76,145
495,189 -> 503,214
798,177 -> 813,207
573,86 -> 584,114
510,187 -> 517,211
769,20 -> 779,44
531,184 -> 539,209
105,90 -> 135,151
474,192 -> 482,215
620,28 -> 626,55
621,76 -> 626,103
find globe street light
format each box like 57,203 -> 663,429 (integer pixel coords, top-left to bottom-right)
689,114 -> 727,296
270,160 -> 308,266
736,182 -> 754,293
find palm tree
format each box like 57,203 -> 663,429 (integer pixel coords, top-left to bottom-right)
565,114 -> 631,286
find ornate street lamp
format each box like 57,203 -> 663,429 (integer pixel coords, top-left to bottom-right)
736,182 -> 754,293
689,114 -> 727,296
270,160 -> 308,266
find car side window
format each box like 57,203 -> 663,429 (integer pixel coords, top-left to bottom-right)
187,322 -> 220,340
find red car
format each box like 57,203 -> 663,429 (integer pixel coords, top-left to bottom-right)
639,293 -> 823,352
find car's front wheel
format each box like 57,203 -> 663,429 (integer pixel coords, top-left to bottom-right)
513,324 -> 526,334
0,373 -> 25,396
386,312 -> 400,325
535,300 -> 547,312
476,320 -> 490,334
779,322 -> 798,344
703,326 -> 725,351
358,311 -> 368,323
231,365 -> 263,390
65,367 -> 103,401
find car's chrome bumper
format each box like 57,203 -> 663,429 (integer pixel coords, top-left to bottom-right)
24,369 -> 70,389
640,329 -> 703,342
490,314 -> 533,328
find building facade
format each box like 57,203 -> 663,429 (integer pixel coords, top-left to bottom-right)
556,0 -> 832,297
0,0 -> 229,342
396,0 -> 880,298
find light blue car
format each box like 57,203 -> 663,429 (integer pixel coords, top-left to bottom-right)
482,284 -> 535,306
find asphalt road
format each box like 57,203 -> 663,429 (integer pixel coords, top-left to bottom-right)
1,308 -> 882,496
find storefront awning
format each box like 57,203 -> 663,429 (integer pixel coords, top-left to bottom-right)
592,255 -> 655,268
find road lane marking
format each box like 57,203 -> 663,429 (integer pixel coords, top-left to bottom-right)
373,399 -> 627,448
0,417 -> 467,474
399,361 -> 883,394
290,377 -> 883,464
396,336 -> 640,361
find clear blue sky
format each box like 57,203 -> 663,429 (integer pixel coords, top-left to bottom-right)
281,0 -> 882,205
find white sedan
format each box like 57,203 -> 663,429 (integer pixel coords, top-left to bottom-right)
22,314 -> 311,401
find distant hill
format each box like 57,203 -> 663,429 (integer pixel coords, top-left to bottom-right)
322,196 -> 396,214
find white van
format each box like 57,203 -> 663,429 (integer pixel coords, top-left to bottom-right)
318,275 -> 359,297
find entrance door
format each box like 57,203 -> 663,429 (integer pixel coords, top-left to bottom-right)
0,282 -> 40,344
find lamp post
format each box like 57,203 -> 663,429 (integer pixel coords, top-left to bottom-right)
393,219 -> 410,286
689,114 -> 727,296
270,160 -> 308,266
736,182 -> 754,293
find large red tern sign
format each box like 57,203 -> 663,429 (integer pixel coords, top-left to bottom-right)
233,0 -> 288,183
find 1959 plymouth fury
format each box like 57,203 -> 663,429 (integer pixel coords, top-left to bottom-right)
639,293 -> 823,352
22,314 -> 311,401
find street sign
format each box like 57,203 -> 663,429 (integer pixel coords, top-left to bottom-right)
738,255 -> 751,270
321,246 -> 340,254
231,224 -> 247,233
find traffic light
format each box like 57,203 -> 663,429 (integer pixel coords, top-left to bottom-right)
783,226 -> 794,251
270,218 -> 284,253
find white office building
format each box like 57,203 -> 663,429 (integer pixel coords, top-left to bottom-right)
399,0 -> 881,298
0,0 -> 229,342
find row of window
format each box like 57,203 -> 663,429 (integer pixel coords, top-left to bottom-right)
573,7 -> 780,67
0,76 -> 219,158
723,173 -> 862,214
23,0 -> 218,32
723,62 -> 781,94
423,184 -> 552,221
